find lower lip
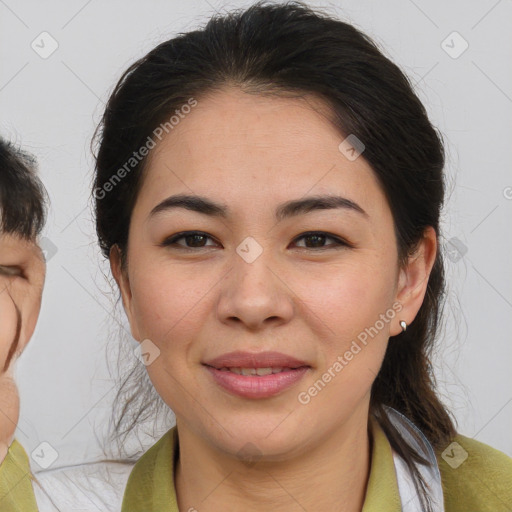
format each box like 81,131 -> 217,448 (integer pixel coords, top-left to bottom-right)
204,366 -> 309,399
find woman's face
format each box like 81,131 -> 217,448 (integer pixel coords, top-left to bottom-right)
0,232 -> 45,460
114,87 -> 434,460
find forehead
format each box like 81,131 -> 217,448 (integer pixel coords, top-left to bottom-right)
0,232 -> 40,259
137,87 -> 387,220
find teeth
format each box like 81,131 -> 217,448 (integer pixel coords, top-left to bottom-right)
222,367 -> 290,376
256,367 -> 273,376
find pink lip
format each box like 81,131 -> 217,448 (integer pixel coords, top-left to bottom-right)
205,366 -> 309,399
203,350 -> 309,369
202,351 -> 310,399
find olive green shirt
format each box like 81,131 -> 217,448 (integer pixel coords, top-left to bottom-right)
121,418 -> 512,511
0,439 -> 38,512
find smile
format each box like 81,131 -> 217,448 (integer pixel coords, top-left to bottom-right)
217,367 -> 293,376
204,365 -> 309,399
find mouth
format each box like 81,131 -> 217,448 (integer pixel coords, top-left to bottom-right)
203,350 -> 310,369
202,351 -> 311,399
212,366 -> 300,376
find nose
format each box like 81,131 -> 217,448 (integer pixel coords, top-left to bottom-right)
216,247 -> 294,331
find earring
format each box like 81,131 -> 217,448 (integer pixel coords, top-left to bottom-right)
399,320 -> 407,333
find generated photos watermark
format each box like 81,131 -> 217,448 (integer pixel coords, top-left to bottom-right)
297,300 -> 403,405
94,97 -> 198,200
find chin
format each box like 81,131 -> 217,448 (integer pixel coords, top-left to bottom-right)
205,416 -> 309,460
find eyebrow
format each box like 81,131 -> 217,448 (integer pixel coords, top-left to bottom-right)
149,194 -> 368,222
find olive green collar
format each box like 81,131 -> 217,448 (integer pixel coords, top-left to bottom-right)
122,417 -> 402,511
362,416 -> 402,511
0,439 -> 39,512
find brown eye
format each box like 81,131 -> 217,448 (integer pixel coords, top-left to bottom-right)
293,231 -> 349,250
161,231 -> 218,249
159,230 -> 351,251
0,265 -> 23,277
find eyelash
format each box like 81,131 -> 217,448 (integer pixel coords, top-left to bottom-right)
160,231 -> 352,251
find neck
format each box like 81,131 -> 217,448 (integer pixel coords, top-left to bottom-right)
175,411 -> 372,512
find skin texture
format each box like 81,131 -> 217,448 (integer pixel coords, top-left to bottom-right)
112,87 -> 437,511
0,233 -> 45,463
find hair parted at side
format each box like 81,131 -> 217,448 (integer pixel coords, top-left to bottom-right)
92,2 -> 456,510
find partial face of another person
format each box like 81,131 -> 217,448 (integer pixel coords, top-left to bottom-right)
113,87 -> 436,460
0,232 -> 45,462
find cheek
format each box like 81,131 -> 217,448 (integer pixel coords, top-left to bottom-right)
0,288 -> 17,367
302,255 -> 397,342
0,373 -> 20,443
19,293 -> 42,354
8,283 -> 43,356
128,267 -> 212,416
129,264 -> 209,352
299,255 -> 396,400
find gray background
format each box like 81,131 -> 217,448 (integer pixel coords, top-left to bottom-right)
1,0 -> 511,470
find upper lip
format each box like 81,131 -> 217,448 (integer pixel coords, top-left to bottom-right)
203,351 -> 310,369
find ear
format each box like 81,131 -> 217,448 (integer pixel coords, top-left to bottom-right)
391,226 -> 437,336
109,245 -> 141,341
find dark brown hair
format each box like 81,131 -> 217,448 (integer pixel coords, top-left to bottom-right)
92,2 -> 456,509
0,136 -> 47,239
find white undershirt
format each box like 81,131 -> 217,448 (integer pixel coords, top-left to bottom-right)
32,461 -> 134,512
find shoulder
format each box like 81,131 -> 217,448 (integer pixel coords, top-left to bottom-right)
436,433 -> 512,512
0,439 -> 39,511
